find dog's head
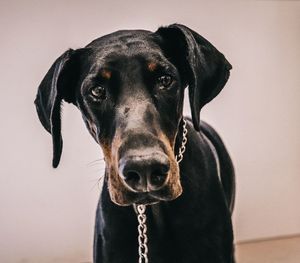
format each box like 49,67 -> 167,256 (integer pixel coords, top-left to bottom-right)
35,24 -> 231,206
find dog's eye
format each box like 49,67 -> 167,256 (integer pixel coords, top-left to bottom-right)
158,75 -> 173,88
90,86 -> 106,100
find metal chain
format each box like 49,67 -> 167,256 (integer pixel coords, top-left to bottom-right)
136,204 -> 148,263
175,118 -> 188,164
135,118 -> 188,263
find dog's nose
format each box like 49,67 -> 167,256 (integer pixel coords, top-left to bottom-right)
119,153 -> 170,192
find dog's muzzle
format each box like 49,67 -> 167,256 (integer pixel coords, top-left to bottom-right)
107,119 -> 187,205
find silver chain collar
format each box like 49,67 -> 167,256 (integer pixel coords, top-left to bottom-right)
134,118 -> 188,263
175,118 -> 188,164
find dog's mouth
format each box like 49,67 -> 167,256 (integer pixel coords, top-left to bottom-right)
111,188 -> 182,206
132,193 -> 160,206
128,183 -> 183,205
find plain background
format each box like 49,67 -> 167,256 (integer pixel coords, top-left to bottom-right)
0,0 -> 299,262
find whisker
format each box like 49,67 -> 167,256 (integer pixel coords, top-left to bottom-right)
88,177 -> 103,183
87,158 -> 105,166
88,162 -> 106,168
90,174 -> 105,191
86,157 -> 106,191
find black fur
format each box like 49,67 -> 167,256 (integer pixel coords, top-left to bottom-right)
35,24 -> 235,262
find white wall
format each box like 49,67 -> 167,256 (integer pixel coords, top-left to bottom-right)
0,0 -> 299,262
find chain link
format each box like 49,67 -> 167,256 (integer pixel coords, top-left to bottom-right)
135,118 -> 188,263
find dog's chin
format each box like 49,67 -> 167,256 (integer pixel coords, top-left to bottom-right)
109,186 -> 183,207
111,194 -> 167,206
133,195 -> 160,206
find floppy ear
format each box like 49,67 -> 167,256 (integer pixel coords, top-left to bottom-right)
34,49 -> 82,168
156,24 -> 232,131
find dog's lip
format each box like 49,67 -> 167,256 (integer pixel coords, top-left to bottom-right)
133,193 -> 159,205
132,191 -> 171,205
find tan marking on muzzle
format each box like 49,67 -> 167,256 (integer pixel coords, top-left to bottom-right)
158,132 -> 183,199
102,131 -> 135,205
107,166 -> 136,206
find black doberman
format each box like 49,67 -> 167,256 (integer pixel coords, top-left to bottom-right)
35,24 -> 235,263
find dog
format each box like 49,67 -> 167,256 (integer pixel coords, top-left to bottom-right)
35,24 -> 235,263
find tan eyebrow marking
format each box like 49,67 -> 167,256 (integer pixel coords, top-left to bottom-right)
147,62 -> 157,72
101,69 -> 112,79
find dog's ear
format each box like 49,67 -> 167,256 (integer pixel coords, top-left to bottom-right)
34,49 -> 83,168
156,24 -> 232,131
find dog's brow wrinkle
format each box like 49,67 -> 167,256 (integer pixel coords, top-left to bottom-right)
101,69 -> 112,79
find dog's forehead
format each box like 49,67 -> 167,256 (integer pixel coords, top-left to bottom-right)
85,29 -> 164,60
83,30 -> 172,74
86,29 -> 158,51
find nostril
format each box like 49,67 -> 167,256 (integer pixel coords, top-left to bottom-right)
150,171 -> 167,186
122,169 -> 146,192
125,170 -> 141,184
149,162 -> 170,190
